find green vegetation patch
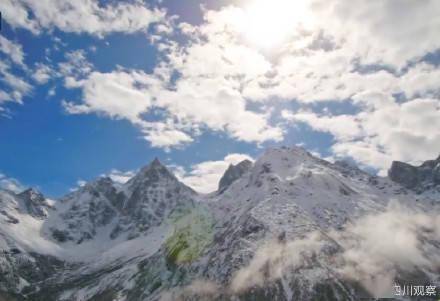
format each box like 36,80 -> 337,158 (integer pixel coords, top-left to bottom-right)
165,207 -> 214,266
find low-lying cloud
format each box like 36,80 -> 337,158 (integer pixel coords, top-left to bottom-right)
332,201 -> 440,297
161,201 -> 440,299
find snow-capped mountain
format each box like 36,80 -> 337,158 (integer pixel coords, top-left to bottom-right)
1,147 -> 439,301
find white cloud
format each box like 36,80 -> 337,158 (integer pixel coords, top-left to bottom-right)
0,0 -> 166,36
172,154 -> 254,193
0,36 -> 28,101
156,76 -> 283,144
58,50 -> 93,84
230,232 -> 324,294
282,94 -> 440,173
72,169 -> 136,191
63,70 -> 157,123
333,201 -> 440,297
160,202 -> 440,299
146,12 -> 284,145
0,0 -> 39,34
105,169 -> 136,185
32,63 -> 54,84
48,87 -> 56,97
229,202 -> 440,298
70,179 -> 87,192
57,0 -> 439,162
0,173 -> 25,193
343,97 -> 440,172
331,141 -> 393,175
0,61 -> 32,105
0,36 -> 25,67
142,123 -> 193,150
399,62 -> 440,99
310,0 -> 440,69
77,180 -> 87,187
282,110 -> 363,142
64,45 -> 282,148
160,280 -> 221,301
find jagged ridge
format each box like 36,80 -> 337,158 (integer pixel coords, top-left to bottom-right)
0,147 -> 439,301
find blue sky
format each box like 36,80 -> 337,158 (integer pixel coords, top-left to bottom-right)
0,0 -> 439,196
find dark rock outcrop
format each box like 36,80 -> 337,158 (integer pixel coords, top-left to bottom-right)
218,159 -> 253,192
17,188 -> 50,218
388,155 -> 440,189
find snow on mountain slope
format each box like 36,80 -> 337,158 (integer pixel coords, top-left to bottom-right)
0,189 -> 60,256
154,148 -> 438,301
0,146 -> 439,301
209,147 -> 423,230
37,159 -> 198,262
0,159 -> 199,299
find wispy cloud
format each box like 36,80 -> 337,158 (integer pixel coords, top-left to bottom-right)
0,0 -> 166,36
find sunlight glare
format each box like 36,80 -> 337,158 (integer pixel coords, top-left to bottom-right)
241,0 -> 308,49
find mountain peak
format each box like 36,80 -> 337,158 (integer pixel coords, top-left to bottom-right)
18,187 -> 44,199
17,187 -> 49,218
218,159 -> 253,192
126,158 -> 177,189
262,146 -> 311,160
389,155 -> 440,189
151,157 -> 162,167
141,157 -> 168,173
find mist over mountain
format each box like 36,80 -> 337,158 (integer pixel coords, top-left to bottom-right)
1,146 -> 439,301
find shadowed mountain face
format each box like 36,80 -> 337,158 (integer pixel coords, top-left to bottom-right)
389,155 -> 440,190
218,159 -> 253,192
0,147 -> 439,301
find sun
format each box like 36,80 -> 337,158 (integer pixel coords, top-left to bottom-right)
240,0 -> 308,49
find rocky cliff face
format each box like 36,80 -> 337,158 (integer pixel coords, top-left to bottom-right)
47,158 -> 197,244
0,147 -> 439,301
218,159 -> 253,192
17,188 -> 53,218
388,155 -> 440,190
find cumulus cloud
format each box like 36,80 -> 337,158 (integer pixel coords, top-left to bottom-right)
58,50 -> 93,86
172,154 -> 254,193
282,94 -> 440,173
282,110 -> 363,142
32,63 -> 55,84
166,1 -> 438,167
0,0 -> 166,36
51,0 -> 440,162
64,65 -> 283,148
310,0 -> 440,69
142,123 -> 193,150
63,70 -> 157,123
156,76 -> 283,144
61,68 -> 198,149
